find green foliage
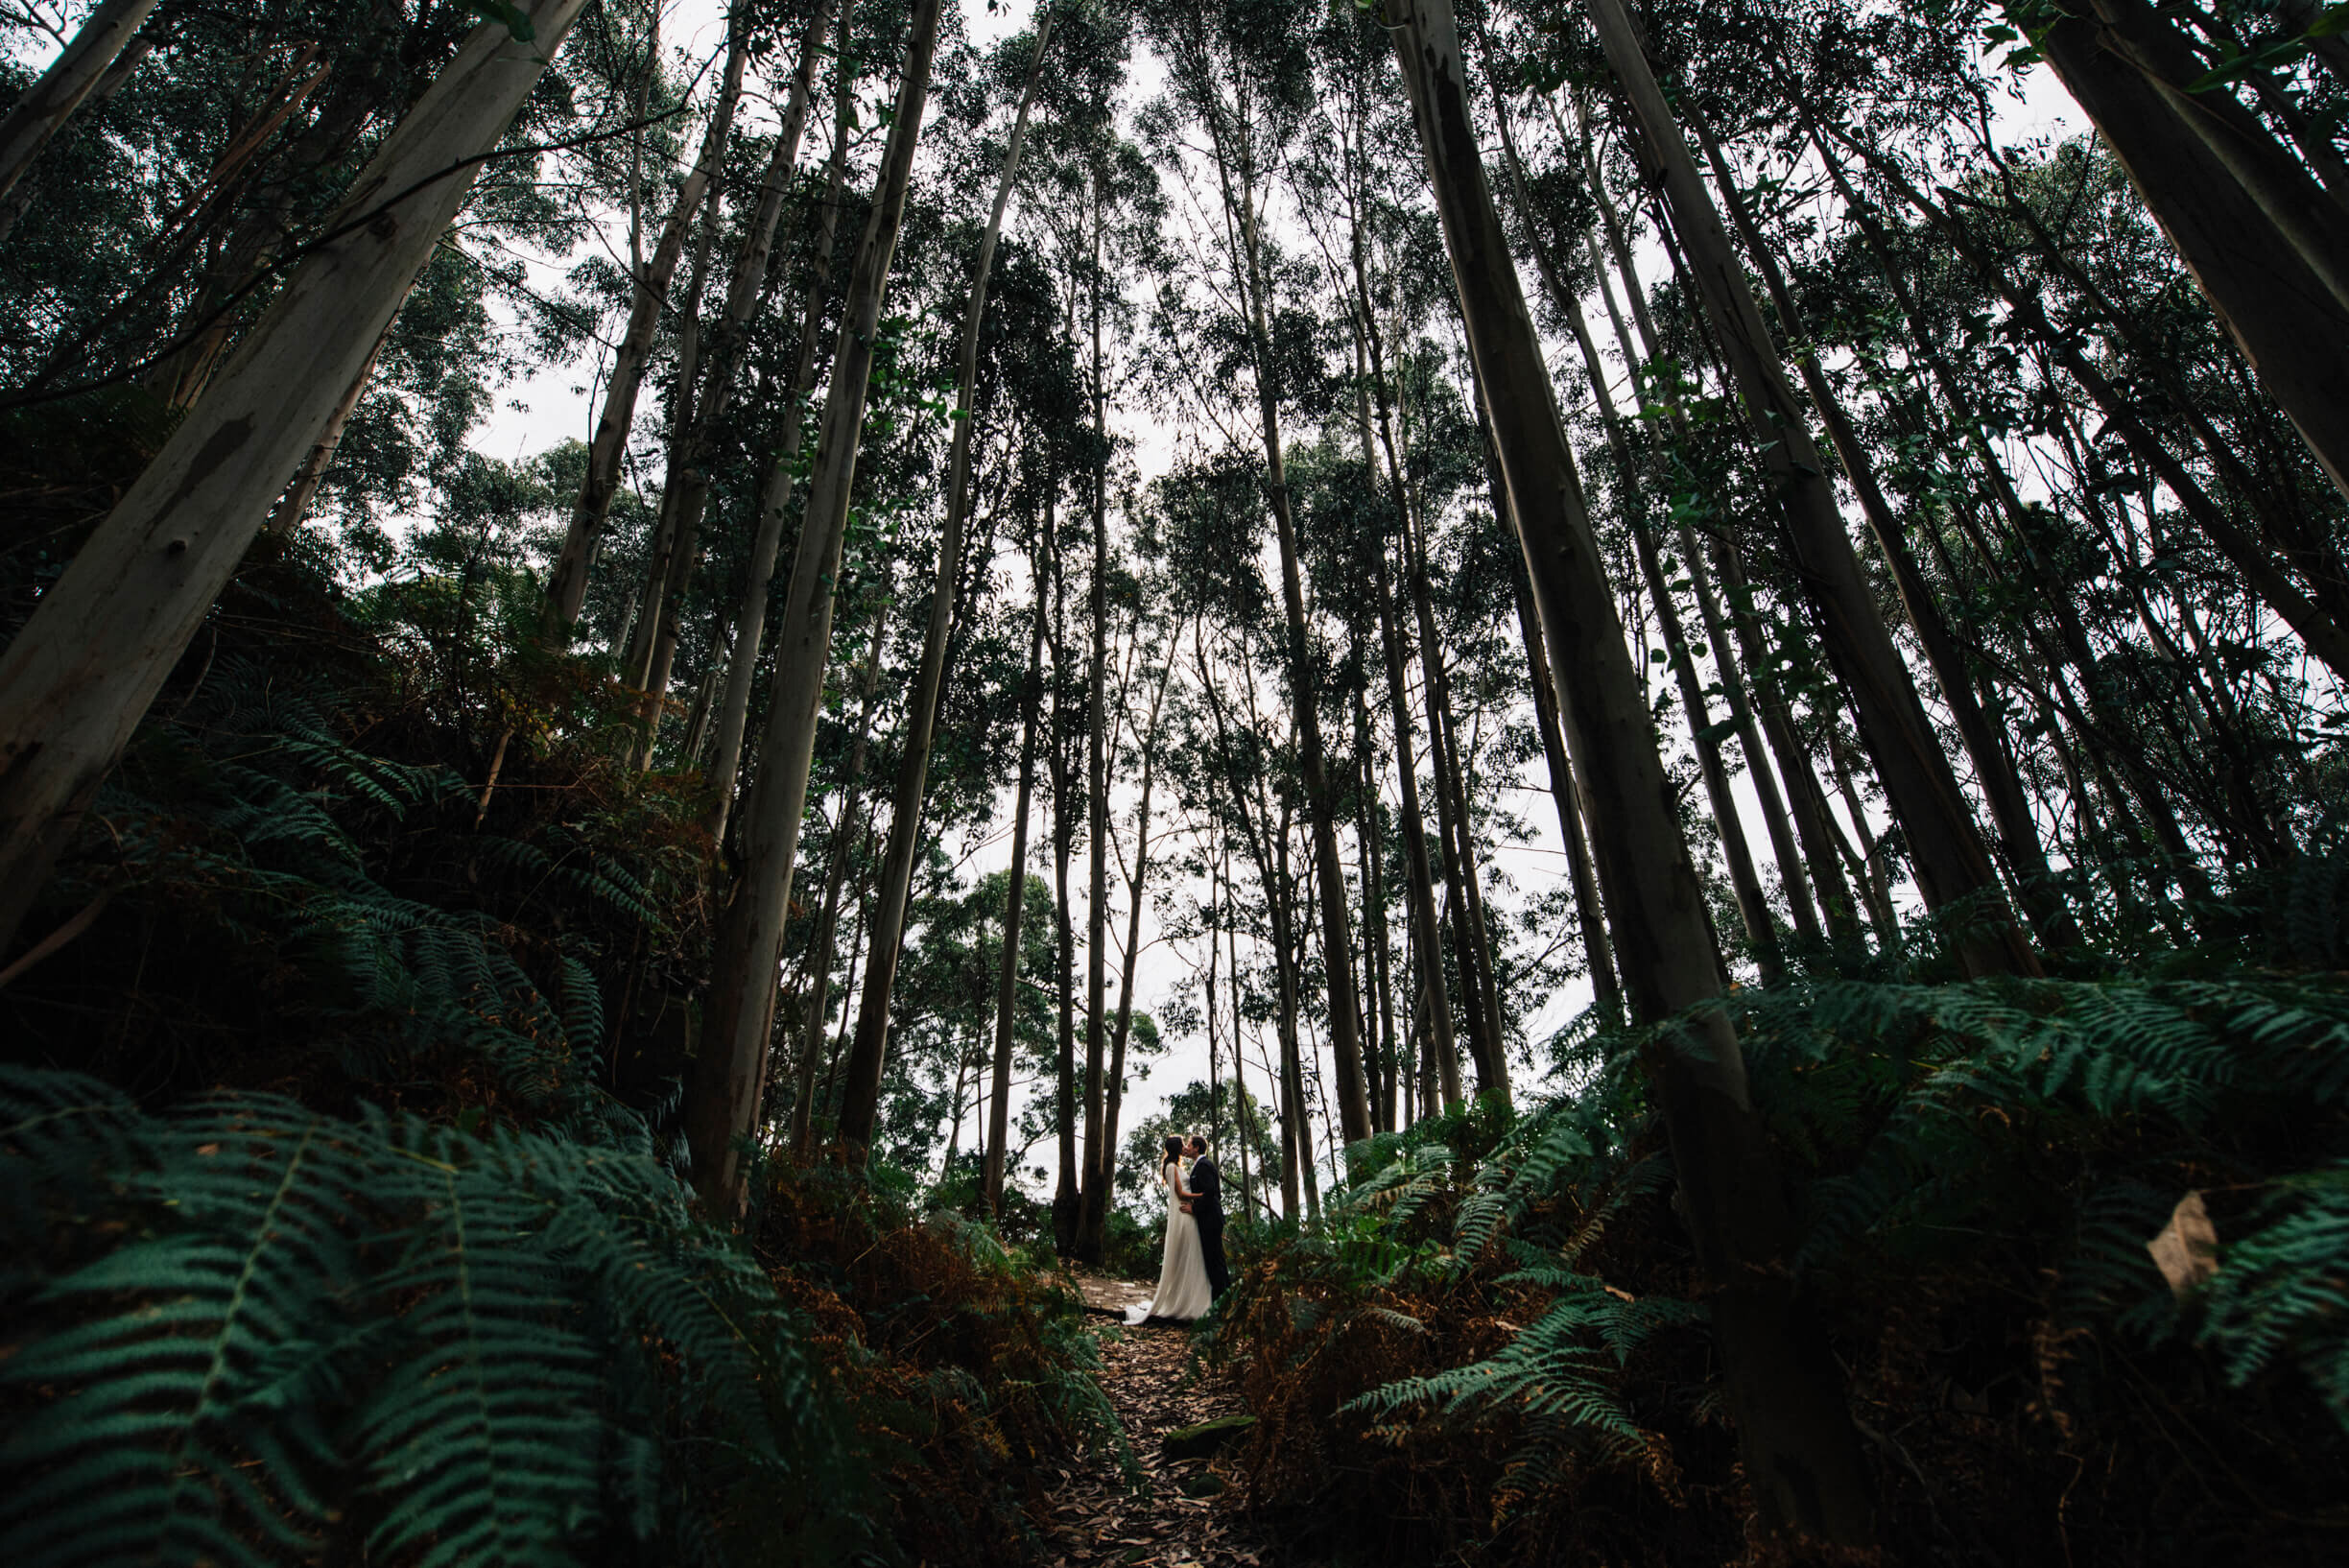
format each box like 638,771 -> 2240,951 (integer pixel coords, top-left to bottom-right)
0,1066 -> 842,1568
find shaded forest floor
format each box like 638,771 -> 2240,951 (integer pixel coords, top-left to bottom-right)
1032,1271 -> 1281,1568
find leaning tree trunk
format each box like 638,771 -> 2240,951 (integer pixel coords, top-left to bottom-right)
2013,0 -> 2349,503
1507,554 -> 1622,1016
1077,155 -> 1111,1257
1388,0 -> 1875,1545
629,0 -> 836,766
834,10 -> 1054,1157
0,0 -> 592,958
541,10 -> 751,642
0,0 -> 157,214
264,322 -> 388,535
1587,0 -> 2029,979
683,0 -> 944,1215
703,69 -> 858,842
1688,114 -> 2079,953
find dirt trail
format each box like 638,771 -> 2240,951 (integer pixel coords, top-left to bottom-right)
1026,1271 -> 1274,1568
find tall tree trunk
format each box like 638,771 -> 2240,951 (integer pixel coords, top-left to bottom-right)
1352,674 -> 1402,1128
1100,645 -> 1174,1219
1484,80 -> 1812,963
1389,0 -> 1874,1544
836,12 -> 1054,1158
703,72 -> 858,840
1406,496 -> 1510,1092
1529,285 -> 1777,981
1507,558 -> 1621,1015
1576,141 -> 1857,946
985,560 -> 1049,1217
1207,102 -> 1374,1145
1349,317 -> 1464,1110
684,0 -> 944,1214
788,605 -> 886,1153
544,11 -> 750,641
1050,500 -> 1081,1254
1587,0 -> 2029,979
1690,112 -> 2080,953
0,0 -> 157,215
1076,155 -> 1112,1257
2012,0 -> 2349,502
629,0 -> 836,765
0,0 -> 592,955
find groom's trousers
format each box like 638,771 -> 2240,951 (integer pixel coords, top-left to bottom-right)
1198,1213 -> 1230,1297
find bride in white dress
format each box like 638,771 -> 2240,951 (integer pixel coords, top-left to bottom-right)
1127,1135 -> 1213,1323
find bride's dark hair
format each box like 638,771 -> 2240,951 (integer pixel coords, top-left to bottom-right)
1160,1134 -> 1183,1168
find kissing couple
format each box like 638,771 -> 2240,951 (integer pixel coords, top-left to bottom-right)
1124,1134 -> 1228,1324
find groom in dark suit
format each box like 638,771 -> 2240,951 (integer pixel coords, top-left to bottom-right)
1184,1135 -> 1230,1299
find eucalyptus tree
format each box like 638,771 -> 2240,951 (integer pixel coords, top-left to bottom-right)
1140,0 -> 1374,1144
0,0 -> 600,954
837,6 -> 1061,1158
0,0 -> 158,226
544,3 -> 751,639
685,0 -> 946,1214
1387,0 -> 1874,1543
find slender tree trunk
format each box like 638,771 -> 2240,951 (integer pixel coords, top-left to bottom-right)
1577,155 -> 1856,946
684,0 -> 944,1213
1350,324 -> 1464,1109
0,0 -> 157,215
1049,499 -> 1081,1254
788,606 -> 887,1152
1100,648 -> 1173,1220
1406,497 -> 1509,1093
1691,114 -> 2080,952
836,12 -> 1053,1158
0,0 -> 593,955
2012,0 -> 2349,502
544,11 -> 750,640
1508,558 -> 1621,1014
1206,103 -> 1374,1144
1352,675 -> 1401,1128
1588,0 -> 2028,979
264,323 -> 387,535
704,77 -> 857,840
1390,0 -> 1874,1543
985,563 -> 1049,1217
630,1 -> 836,764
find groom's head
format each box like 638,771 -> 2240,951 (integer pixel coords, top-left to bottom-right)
1186,1135 -> 1210,1159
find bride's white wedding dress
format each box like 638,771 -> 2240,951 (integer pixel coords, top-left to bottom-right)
1126,1158 -> 1213,1323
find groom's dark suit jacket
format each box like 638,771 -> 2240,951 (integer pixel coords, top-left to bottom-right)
1188,1154 -> 1222,1224
1189,1154 -> 1229,1296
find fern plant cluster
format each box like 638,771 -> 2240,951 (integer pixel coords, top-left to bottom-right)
0,1064 -> 853,1568
1211,942 -> 2349,1565
2,537 -> 714,1128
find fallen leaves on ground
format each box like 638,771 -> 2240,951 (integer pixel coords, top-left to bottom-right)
1028,1271 -> 1279,1568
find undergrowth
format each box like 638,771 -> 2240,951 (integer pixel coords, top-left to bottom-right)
0,516 -> 1113,1565
1204,920 -> 2349,1566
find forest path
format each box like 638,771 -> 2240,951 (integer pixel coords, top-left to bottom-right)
1026,1270 -> 1276,1568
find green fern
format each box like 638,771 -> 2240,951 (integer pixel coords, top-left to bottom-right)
0,1066 -> 835,1568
